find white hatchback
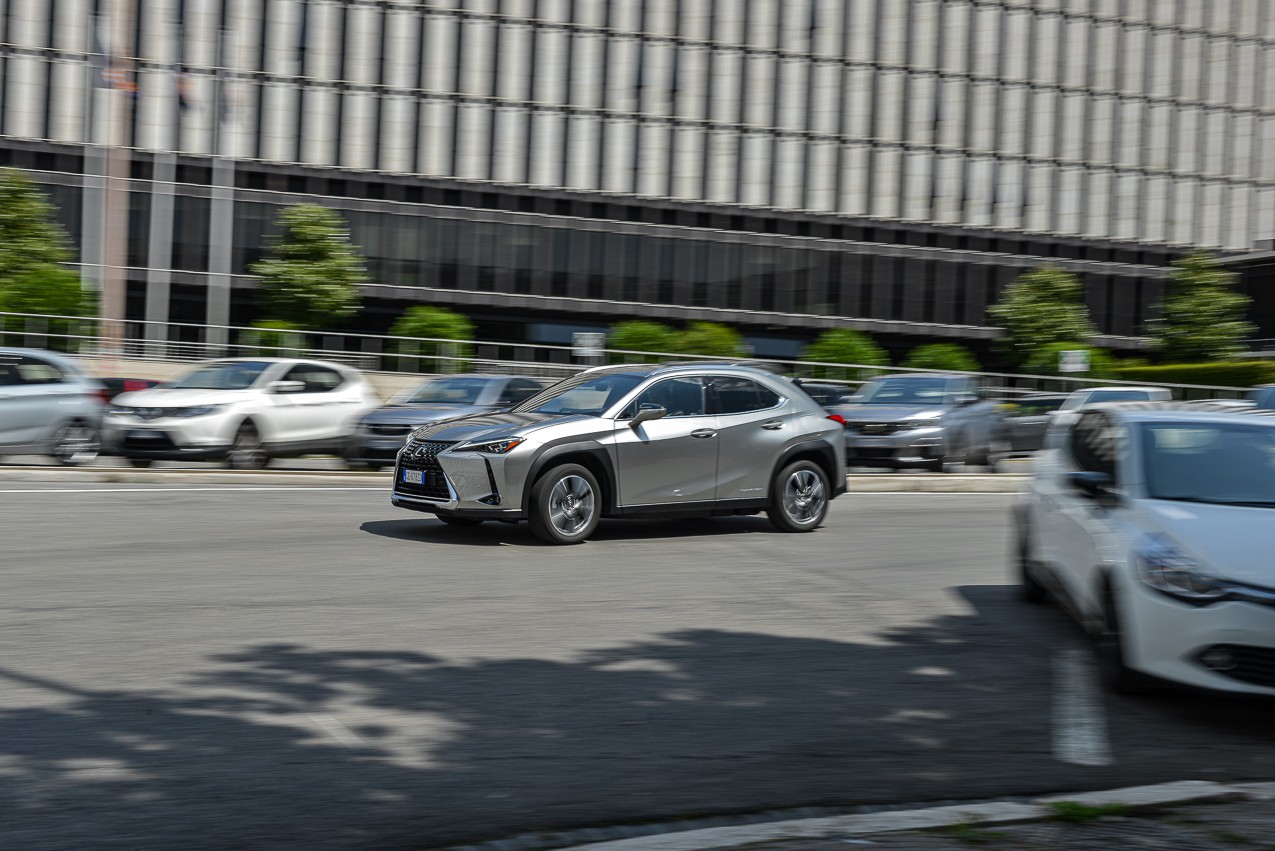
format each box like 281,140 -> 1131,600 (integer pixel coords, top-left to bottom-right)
104,358 -> 380,468
1016,402 -> 1275,694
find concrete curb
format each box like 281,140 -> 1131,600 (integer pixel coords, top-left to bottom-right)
543,781 -> 1253,851
0,467 -> 1026,492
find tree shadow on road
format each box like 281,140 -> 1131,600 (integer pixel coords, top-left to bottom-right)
2,586 -> 1273,851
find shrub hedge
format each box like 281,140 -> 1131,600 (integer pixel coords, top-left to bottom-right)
1109,361 -> 1275,389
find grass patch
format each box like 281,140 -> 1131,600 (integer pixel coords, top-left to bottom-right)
923,819 -> 1010,845
1047,801 -> 1129,823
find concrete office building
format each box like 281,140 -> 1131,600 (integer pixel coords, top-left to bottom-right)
1,0 -> 1272,357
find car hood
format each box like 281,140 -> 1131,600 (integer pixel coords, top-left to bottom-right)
364,404 -> 489,425
832,404 -> 946,422
411,411 -> 593,444
1141,500 -> 1275,587
112,387 -> 249,407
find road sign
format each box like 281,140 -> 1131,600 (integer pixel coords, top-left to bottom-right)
1058,349 -> 1091,373
572,332 -> 606,359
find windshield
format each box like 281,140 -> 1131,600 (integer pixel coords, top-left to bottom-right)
1142,422 -> 1275,507
168,361 -> 272,391
513,372 -> 645,416
849,377 -> 955,406
1061,389 -> 1157,411
404,377 -> 489,405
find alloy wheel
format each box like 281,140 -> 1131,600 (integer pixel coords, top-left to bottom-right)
782,468 -> 826,526
52,423 -> 100,466
548,474 -> 596,538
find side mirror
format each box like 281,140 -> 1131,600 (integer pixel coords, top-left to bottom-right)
1066,471 -> 1120,505
629,403 -> 668,429
269,380 -> 306,394
954,393 -> 978,406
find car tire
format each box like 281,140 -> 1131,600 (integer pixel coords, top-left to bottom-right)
1016,516 -> 1048,604
227,422 -> 268,470
767,460 -> 830,533
127,457 -> 154,468
50,422 -> 100,466
1095,582 -> 1152,694
528,463 -> 601,545
925,456 -> 946,474
437,515 -> 483,527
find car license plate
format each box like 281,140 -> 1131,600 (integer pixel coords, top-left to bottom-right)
402,468 -> 425,485
855,437 -> 891,447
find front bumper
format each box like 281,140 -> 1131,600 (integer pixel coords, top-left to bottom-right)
391,441 -> 530,521
103,416 -> 232,459
1122,573 -> 1275,695
844,428 -> 943,467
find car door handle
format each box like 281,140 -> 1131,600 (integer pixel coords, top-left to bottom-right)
760,420 -> 783,430
691,428 -> 717,439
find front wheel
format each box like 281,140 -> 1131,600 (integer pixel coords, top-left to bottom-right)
51,422 -> 101,466
529,464 -> 601,545
767,460 -> 830,533
227,423 -> 268,470
1096,583 -> 1152,694
1016,515 -> 1048,604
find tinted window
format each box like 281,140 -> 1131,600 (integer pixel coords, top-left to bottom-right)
1142,422 -> 1275,506
631,377 -> 707,417
406,377 -> 490,404
709,376 -> 780,414
283,364 -> 344,393
169,361 -> 272,390
13,355 -> 66,385
497,378 -> 543,406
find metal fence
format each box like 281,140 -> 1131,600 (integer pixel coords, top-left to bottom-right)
0,310 -> 1253,400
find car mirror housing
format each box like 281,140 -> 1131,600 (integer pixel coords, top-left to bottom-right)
629,403 -> 668,429
269,380 -> 306,394
1066,470 -> 1120,505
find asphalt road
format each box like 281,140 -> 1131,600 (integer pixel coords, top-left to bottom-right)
2,485 -> 1273,850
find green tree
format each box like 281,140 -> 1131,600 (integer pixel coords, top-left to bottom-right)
674,321 -> 747,357
607,320 -> 679,363
1148,253 -> 1254,362
801,329 -> 889,381
250,204 -> 366,330
901,343 -> 980,373
0,169 -> 93,350
389,305 -> 475,373
987,266 -> 1097,365
1021,342 -> 1119,379
239,320 -> 305,357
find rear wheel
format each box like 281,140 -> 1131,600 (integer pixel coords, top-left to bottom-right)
529,464 -> 601,545
51,422 -> 100,466
227,423 -> 268,470
767,460 -> 829,533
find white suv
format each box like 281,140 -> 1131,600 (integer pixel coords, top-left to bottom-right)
104,358 -> 380,468
1016,402 -> 1275,694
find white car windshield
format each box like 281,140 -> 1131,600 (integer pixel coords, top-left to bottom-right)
168,361 -> 272,390
405,377 -> 489,405
848,377 -> 955,406
1142,422 -> 1275,507
514,372 -> 645,416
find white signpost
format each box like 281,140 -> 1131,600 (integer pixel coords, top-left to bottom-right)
1058,349 -> 1091,374
572,332 -> 606,362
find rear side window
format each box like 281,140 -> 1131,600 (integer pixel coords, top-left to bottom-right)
13,355 -> 66,385
708,376 -> 781,414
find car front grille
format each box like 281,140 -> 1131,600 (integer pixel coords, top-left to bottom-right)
848,422 -> 904,435
369,423 -> 414,436
121,431 -> 178,451
395,440 -> 456,501
852,448 -> 897,460
1201,644 -> 1275,689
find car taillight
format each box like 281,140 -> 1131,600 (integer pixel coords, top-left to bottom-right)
93,389 -> 111,406
827,414 -> 847,426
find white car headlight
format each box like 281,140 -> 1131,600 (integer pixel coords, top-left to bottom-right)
1135,536 -> 1228,603
169,404 -> 225,418
457,437 -> 525,455
109,405 -> 136,416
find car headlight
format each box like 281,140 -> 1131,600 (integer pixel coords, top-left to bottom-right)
1135,536 -> 1228,603
109,405 -> 136,415
457,437 -> 525,455
169,404 -> 225,418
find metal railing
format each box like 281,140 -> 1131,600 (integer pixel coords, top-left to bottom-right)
0,311 -> 1253,400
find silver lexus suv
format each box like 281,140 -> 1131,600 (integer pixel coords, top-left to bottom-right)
391,363 -> 847,544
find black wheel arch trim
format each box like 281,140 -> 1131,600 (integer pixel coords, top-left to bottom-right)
523,443 -> 619,516
772,440 -> 844,497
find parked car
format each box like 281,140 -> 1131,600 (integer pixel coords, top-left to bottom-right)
347,374 -> 546,469
391,363 -> 847,544
103,358 -> 380,468
1250,384 -> 1275,410
1015,401 -> 1275,694
0,348 -> 105,465
828,373 -> 1005,472
995,393 -> 1070,455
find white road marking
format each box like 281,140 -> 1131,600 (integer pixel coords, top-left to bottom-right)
0,487 -> 383,494
1052,648 -> 1113,767
307,713 -> 367,748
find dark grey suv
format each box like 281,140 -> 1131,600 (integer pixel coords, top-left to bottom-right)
391,363 -> 848,544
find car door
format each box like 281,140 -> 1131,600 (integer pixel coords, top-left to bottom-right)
708,374 -> 790,501
613,376 -> 719,507
272,364 -> 348,444
0,354 -> 76,448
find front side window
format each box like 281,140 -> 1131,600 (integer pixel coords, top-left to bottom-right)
628,377 -> 707,418
283,364 -> 344,393
1141,422 -> 1275,507
709,376 -> 781,414
514,372 -> 645,416
169,361 -> 272,390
